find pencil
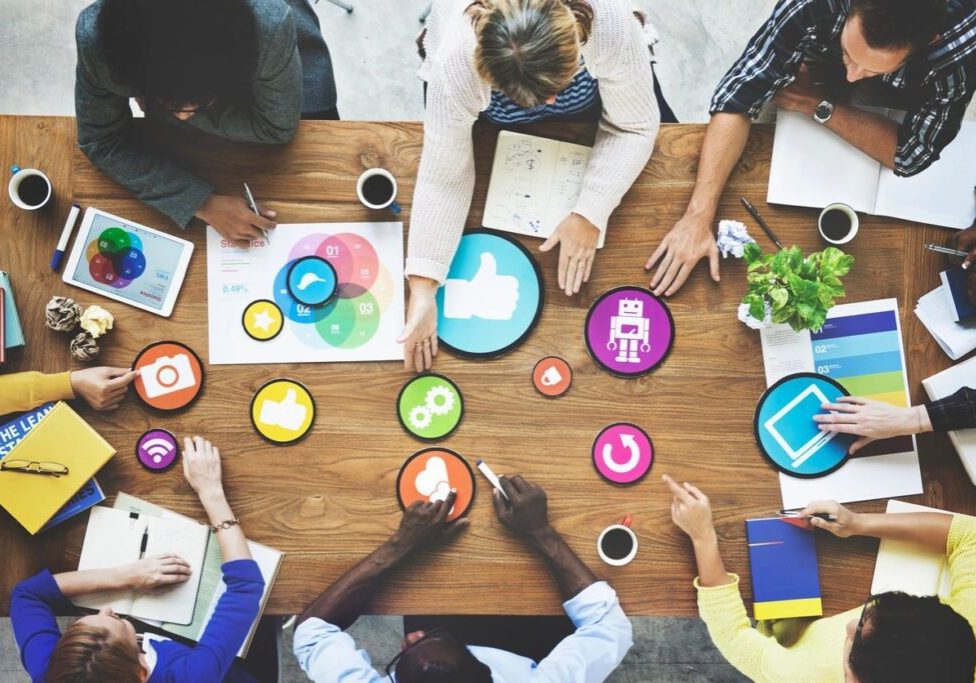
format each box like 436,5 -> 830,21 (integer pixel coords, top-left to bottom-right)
740,197 -> 785,251
475,458 -> 509,500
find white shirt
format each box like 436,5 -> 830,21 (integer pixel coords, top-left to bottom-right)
293,581 -> 633,682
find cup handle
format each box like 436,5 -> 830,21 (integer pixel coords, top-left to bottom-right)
621,514 -> 633,527
10,165 -> 20,175
390,201 -> 402,215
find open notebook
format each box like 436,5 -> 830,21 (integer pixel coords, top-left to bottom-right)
871,500 -> 953,597
768,110 -> 976,229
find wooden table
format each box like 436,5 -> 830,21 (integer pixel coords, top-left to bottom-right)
1,116 -> 972,617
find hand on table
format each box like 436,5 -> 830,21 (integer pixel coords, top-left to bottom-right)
398,277 -> 440,372
393,490 -> 468,550
798,500 -> 861,537
663,474 -> 715,544
122,553 -> 192,591
646,212 -> 720,296
492,475 -> 552,540
953,224 -> 976,270
813,396 -> 932,454
540,213 -> 600,296
70,367 -> 138,411
182,436 -> 225,501
772,64 -> 826,116
197,193 -> 276,248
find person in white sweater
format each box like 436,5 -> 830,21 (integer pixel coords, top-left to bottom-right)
399,0 -> 667,371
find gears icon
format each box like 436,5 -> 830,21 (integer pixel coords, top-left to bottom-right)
425,385 -> 455,416
398,374 -> 464,441
408,404 -> 433,430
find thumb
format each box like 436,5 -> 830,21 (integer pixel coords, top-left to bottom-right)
476,252 -> 498,278
397,315 -> 418,344
539,234 -> 559,253
849,436 -> 872,454
709,247 -> 721,282
282,389 -> 297,404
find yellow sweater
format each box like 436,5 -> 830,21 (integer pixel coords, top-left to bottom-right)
0,372 -> 75,415
696,515 -> 976,682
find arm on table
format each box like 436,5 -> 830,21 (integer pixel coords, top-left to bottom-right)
0,372 -> 74,415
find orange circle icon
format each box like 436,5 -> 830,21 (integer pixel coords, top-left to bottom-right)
132,341 -> 205,411
532,356 -> 572,398
396,448 -> 475,522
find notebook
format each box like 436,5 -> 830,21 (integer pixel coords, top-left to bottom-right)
746,517 -> 823,620
871,500 -> 952,597
114,492 -> 284,657
482,130 -> 604,247
768,110 -> 976,229
915,286 -> 976,360
0,402 -> 115,534
0,271 -> 25,351
941,268 -> 976,322
74,505 -> 209,625
922,356 -> 976,485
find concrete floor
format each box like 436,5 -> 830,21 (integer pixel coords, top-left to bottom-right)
1,0 -> 971,681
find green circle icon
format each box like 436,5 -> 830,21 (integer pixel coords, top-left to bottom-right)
397,374 -> 464,441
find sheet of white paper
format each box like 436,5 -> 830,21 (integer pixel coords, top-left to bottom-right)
871,500 -> 952,597
130,516 -> 209,625
207,222 -> 405,365
915,286 -> 976,360
779,447 -> 921,508
759,323 -> 814,385
73,507 -> 143,614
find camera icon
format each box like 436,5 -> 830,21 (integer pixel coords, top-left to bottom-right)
140,353 -> 196,399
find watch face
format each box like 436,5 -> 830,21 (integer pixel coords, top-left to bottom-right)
815,102 -> 833,121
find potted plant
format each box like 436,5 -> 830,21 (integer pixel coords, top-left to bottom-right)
739,243 -> 854,333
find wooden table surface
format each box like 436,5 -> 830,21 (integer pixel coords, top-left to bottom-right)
1,116 -> 972,617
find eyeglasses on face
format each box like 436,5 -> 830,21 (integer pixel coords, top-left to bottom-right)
0,459 -> 69,477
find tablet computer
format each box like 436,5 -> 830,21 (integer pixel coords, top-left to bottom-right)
62,208 -> 194,317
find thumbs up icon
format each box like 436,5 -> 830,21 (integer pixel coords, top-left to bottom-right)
443,252 -> 520,320
258,389 -> 308,431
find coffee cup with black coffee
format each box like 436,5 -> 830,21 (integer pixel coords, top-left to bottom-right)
597,517 -> 638,566
818,203 -> 859,245
357,168 -> 401,214
8,165 -> 52,210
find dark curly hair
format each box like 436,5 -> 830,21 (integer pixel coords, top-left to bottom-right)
849,0 -> 946,53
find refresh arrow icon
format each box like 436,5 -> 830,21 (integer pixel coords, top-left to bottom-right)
602,433 -> 641,473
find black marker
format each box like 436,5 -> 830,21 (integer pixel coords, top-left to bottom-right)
778,509 -> 837,522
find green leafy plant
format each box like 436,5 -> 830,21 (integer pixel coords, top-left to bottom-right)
741,242 -> 854,333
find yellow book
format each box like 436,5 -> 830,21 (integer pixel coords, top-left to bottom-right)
0,402 -> 115,534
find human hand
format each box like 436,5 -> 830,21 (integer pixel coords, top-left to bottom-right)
196,194 -> 276,248
772,64 -> 826,116
663,474 -> 716,545
540,213 -> 600,296
393,490 -> 469,550
798,500 -> 861,537
122,553 -> 192,591
646,211 -> 720,296
813,396 -> 932,454
182,436 -> 224,500
397,277 -> 440,372
952,224 -> 976,270
70,367 -> 139,411
492,475 -> 552,540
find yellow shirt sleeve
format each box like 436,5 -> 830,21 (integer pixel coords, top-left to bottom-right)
0,372 -> 75,415
945,514 -> 976,631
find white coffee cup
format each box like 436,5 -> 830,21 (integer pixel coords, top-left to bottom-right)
597,519 -> 638,567
356,168 -> 401,214
8,165 -> 52,210
818,203 -> 859,245
541,366 -> 563,387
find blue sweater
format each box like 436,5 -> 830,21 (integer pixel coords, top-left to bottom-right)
11,559 -> 265,683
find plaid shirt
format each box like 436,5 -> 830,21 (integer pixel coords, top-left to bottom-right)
926,386 -> 976,432
709,0 -> 976,177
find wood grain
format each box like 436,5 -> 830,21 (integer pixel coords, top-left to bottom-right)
0,116 -> 971,617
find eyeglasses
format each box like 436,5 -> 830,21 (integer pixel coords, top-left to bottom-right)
0,459 -> 70,477
384,628 -> 454,680
849,597 -> 876,664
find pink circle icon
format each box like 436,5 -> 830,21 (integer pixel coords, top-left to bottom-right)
591,422 -> 653,485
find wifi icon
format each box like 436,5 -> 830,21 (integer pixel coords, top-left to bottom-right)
136,429 -> 179,472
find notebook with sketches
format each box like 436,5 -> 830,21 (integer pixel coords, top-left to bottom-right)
768,110 -> 976,229
915,286 -> 976,360
74,506 -> 209,624
114,492 -> 284,657
746,517 -> 822,620
922,356 -> 976,485
871,500 -> 953,597
482,131 -> 604,247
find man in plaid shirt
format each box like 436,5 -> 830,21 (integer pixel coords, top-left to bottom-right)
646,0 -> 976,297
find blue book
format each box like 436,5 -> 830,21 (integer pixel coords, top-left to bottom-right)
941,268 -> 976,322
746,517 -> 823,620
0,271 -> 25,350
0,403 -> 105,531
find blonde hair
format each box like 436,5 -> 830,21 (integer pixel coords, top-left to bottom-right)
468,0 -> 593,108
46,622 -> 145,683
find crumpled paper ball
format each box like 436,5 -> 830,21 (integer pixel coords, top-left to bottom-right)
79,305 -> 114,339
737,301 -> 772,330
45,296 -> 81,332
70,332 -> 101,361
716,220 -> 756,259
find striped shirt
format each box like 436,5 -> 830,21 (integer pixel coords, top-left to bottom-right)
709,0 -> 976,177
482,64 -> 600,124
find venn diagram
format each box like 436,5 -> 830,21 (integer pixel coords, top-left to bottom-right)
87,227 -> 147,288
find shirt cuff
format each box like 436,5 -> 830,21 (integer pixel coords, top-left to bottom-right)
40,372 -> 76,404
169,182 -> 215,230
404,257 -> 450,285
562,581 -> 620,627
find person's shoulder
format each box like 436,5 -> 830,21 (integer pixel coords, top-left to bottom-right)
245,0 -> 294,36
75,0 -> 103,48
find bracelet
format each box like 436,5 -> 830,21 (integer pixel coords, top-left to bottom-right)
208,518 -> 240,533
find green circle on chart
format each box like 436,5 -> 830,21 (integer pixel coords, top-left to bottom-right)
396,374 -> 464,441
314,291 -> 381,349
98,227 -> 131,256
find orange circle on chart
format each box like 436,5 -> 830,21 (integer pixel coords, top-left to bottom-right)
532,356 -> 572,397
132,341 -> 205,411
396,448 -> 475,523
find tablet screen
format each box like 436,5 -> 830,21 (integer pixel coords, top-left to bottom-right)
70,212 -> 187,312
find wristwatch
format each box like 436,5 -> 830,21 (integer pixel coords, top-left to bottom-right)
813,99 -> 835,125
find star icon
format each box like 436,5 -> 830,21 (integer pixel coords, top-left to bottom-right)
252,308 -> 276,333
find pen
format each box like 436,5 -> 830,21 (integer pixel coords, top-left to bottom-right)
139,528 -> 149,559
924,243 -> 969,258
475,458 -> 509,500
778,509 -> 837,522
740,197 -> 785,251
51,203 -> 81,271
243,182 -> 271,245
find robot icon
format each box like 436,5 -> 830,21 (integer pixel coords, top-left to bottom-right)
606,298 -> 651,364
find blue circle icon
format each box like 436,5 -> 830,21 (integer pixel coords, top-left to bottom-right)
754,372 -> 855,478
436,230 -> 543,359
287,256 -> 338,307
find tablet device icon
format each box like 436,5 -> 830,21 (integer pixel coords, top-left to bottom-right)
763,384 -> 838,469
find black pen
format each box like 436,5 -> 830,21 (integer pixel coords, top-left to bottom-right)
243,182 -> 271,245
740,196 -> 785,251
139,528 -> 149,559
778,509 -> 837,522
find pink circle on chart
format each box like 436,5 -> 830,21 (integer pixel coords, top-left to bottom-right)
591,423 -> 653,485
288,234 -> 330,261
314,235 -> 355,283
89,253 -> 117,284
344,234 -> 379,290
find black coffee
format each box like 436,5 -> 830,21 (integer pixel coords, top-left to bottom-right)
17,174 -> 49,206
601,528 -> 634,560
820,208 -> 851,241
362,174 -> 394,206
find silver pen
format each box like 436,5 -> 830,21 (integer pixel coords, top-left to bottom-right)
924,243 -> 969,258
243,182 -> 271,245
